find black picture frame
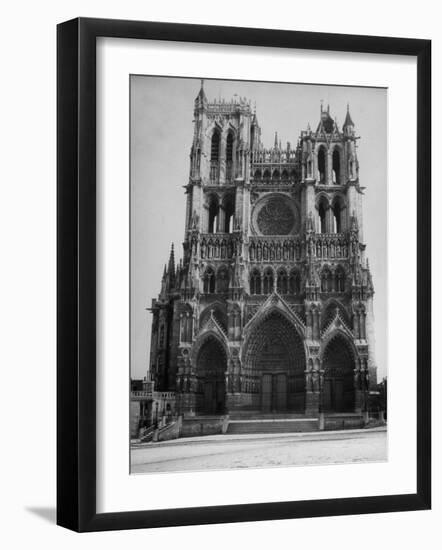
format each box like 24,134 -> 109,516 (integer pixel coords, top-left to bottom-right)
57,17 -> 431,532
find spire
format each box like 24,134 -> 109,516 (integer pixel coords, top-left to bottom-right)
162,264 -> 167,280
274,131 -> 278,148
317,101 -> 334,133
194,79 -> 207,108
343,103 -> 354,129
168,243 -> 175,278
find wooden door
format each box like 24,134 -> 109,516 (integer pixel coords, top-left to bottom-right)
323,379 -> 332,411
204,382 -> 214,413
215,381 -> 225,413
275,373 -> 287,411
334,380 -> 344,411
262,374 -> 272,412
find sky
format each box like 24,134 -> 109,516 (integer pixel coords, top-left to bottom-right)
130,76 -> 387,381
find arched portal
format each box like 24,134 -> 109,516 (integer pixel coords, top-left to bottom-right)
195,336 -> 227,414
244,312 -> 305,412
322,335 -> 355,412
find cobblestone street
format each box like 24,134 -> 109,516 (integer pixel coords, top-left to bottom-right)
131,428 -> 387,474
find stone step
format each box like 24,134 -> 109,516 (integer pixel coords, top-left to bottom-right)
228,411 -> 311,420
226,419 -> 319,434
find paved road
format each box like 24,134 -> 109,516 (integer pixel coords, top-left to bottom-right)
131,428 -> 387,474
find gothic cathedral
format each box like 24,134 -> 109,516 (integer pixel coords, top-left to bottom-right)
149,81 -> 377,418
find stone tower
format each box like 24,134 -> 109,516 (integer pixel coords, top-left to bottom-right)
148,82 -> 377,417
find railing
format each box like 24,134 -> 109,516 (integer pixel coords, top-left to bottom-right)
131,390 -> 153,400
251,149 -> 297,163
200,233 -> 238,259
153,391 -> 176,400
207,99 -> 251,114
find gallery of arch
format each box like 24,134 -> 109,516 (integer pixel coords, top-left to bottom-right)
146,81 -> 377,423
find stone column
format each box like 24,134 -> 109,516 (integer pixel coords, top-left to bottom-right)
225,354 -> 242,412
305,358 -> 321,415
327,150 -> 333,185
327,206 -> 333,233
217,205 -> 226,233
305,181 -> 315,226
219,133 -> 227,183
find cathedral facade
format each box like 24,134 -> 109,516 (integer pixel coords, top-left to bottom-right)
148,82 -> 377,418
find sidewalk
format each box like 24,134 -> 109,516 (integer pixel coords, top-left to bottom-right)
132,425 -> 386,449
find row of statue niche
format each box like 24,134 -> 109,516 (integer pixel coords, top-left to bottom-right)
177,369 -> 369,394
305,367 -> 369,392
249,240 -> 303,261
200,237 -> 239,259
312,239 -> 349,258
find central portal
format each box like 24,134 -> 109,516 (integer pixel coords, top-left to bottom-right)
261,373 -> 288,412
244,310 -> 306,412
256,337 -> 290,412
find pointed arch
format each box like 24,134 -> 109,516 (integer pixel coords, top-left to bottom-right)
321,332 -> 356,412
277,268 -> 288,294
226,131 -> 234,181
226,131 -> 234,162
243,294 -> 306,338
317,145 -> 327,183
194,333 -> 227,414
216,265 -> 229,293
321,298 -> 350,331
331,194 -> 346,233
199,303 -> 228,333
243,310 -> 306,412
222,193 -> 235,233
332,147 -> 341,184
321,265 -> 333,292
289,268 -> 301,294
263,267 -> 274,294
207,193 -> 219,233
210,129 -> 220,161
335,265 -> 346,292
203,266 -> 216,294
210,129 -> 220,183
317,195 -> 329,233
249,268 -> 262,295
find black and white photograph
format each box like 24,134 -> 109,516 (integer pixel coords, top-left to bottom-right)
0,0 -> 435,544
129,76 -> 388,474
